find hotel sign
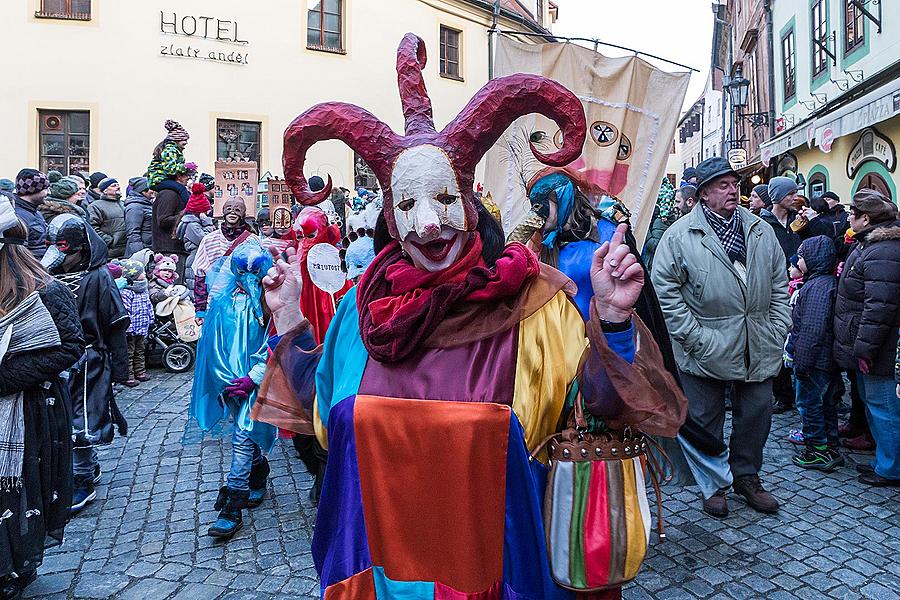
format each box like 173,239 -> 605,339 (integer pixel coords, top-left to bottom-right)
159,12 -> 250,66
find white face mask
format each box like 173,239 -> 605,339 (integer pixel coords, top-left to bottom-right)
390,145 -> 466,242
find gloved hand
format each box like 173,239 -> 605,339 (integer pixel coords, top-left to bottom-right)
224,376 -> 255,400
857,357 -> 871,375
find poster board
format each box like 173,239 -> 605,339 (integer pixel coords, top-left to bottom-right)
214,160 -> 258,217
267,178 -> 294,209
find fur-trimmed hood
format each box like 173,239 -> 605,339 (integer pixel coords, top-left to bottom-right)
866,220 -> 900,243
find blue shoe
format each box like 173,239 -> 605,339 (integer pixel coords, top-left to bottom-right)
247,458 -> 270,509
207,487 -> 249,539
71,486 -> 96,514
93,464 -> 102,485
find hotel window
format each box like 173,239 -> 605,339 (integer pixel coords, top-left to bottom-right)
36,0 -> 91,20
307,0 -> 344,53
781,28 -> 796,101
811,0 -> 828,77
39,110 -> 90,174
439,26 -> 462,81
844,0 -> 865,54
216,120 -> 262,165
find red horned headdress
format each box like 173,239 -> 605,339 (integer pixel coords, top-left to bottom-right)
283,33 -> 586,240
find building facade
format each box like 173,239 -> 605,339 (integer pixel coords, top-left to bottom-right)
725,0 -> 775,182
677,71 -> 726,177
761,0 -> 899,203
2,0 -> 551,188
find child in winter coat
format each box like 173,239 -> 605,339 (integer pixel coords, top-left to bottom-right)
148,254 -> 189,305
115,259 -> 154,386
785,235 -> 844,471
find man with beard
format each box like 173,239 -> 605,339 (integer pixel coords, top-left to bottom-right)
41,215 -> 130,513
191,198 -> 256,319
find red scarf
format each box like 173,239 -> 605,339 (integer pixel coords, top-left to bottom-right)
357,234 -> 539,362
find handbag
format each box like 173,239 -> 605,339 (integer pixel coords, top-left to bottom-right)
536,391 -> 668,592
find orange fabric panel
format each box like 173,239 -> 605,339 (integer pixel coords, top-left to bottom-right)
354,396 -> 510,593
323,568 -> 376,599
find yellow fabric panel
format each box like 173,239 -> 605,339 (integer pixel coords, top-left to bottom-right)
621,459 -> 647,580
512,290 -> 587,457
314,395 -> 329,450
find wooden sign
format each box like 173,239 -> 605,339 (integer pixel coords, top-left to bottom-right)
214,160 -> 258,217
267,178 -> 294,209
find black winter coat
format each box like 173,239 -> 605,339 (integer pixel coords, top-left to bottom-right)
152,189 -> 186,254
786,236 -> 837,375
833,219 -> 900,376
0,282 -> 84,577
759,209 -> 801,268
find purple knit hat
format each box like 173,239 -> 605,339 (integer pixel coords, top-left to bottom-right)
15,168 -> 50,196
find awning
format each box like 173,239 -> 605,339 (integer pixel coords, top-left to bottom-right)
759,123 -> 816,166
813,77 -> 900,152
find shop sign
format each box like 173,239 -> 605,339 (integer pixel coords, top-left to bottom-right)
159,11 -> 250,66
213,161 -> 258,217
728,148 -> 747,170
846,128 -> 896,179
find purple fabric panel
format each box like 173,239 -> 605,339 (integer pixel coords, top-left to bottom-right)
359,327 -> 518,405
311,395 -> 372,593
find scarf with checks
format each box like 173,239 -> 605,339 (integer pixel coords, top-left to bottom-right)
701,203 -> 746,265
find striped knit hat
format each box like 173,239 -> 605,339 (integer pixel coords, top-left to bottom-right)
164,119 -> 190,143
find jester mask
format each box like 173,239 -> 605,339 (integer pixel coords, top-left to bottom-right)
282,33 -> 586,272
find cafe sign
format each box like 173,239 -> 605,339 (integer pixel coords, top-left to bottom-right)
847,127 -> 896,179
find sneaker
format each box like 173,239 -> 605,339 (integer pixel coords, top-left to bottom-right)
71,487 -> 96,514
792,445 -> 842,471
702,489 -> 729,519
842,434 -> 875,452
733,475 -> 779,514
788,429 -> 805,445
135,372 -> 151,382
92,464 -> 102,485
123,379 -> 139,388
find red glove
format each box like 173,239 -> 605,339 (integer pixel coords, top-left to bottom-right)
224,376 -> 255,400
857,358 -> 871,375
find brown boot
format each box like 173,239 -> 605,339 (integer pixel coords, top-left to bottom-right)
702,488 -> 729,518
733,475 -> 779,514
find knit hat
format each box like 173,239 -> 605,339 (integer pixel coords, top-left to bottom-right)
851,189 -> 898,223
129,176 -> 150,194
99,177 -> 119,192
752,184 -> 771,207
15,169 -> 50,196
153,253 -> 178,273
164,119 -> 190,143
107,262 -> 123,280
821,191 -> 840,203
0,179 -> 14,193
199,173 -> 215,191
89,171 -> 108,189
48,170 -> 63,184
50,176 -> 80,199
308,175 -> 326,192
682,167 -> 698,183
185,183 -> 212,214
656,177 -> 676,218
768,176 -> 799,205
115,259 -> 145,283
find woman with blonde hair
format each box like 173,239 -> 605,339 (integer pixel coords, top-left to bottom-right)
0,201 -> 84,599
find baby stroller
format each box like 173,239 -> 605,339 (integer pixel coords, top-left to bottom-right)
146,316 -> 196,373
146,284 -> 200,373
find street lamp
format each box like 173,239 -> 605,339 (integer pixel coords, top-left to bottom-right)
726,66 -> 769,128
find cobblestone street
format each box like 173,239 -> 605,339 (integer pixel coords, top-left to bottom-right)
32,369 -> 900,600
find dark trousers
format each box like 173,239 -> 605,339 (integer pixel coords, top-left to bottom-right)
680,372 -> 774,479
795,368 -> 840,447
844,370 -> 871,435
126,334 -> 146,379
773,364 -> 794,405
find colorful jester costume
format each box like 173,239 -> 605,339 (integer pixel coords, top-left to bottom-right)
251,33 -> 685,599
